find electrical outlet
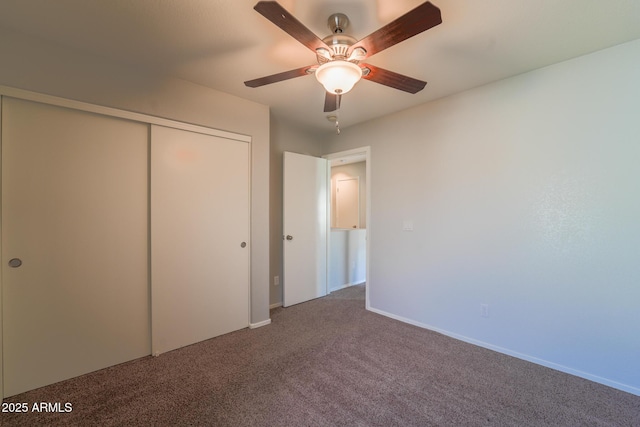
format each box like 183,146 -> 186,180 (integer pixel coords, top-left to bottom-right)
274,275 -> 280,286
480,304 -> 489,318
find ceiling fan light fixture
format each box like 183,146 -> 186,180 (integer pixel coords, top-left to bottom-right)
315,60 -> 362,95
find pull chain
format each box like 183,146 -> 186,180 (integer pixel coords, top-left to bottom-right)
327,114 -> 341,135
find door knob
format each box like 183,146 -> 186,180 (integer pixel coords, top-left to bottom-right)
286,235 -> 293,241
240,242 -> 247,248
8,258 -> 23,268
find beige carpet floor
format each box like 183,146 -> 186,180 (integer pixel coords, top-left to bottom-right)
2,284 -> 639,426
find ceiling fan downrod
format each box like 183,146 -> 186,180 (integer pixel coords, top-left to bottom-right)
319,13 -> 360,61
328,13 -> 349,34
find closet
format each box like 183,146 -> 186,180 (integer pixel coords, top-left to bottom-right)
1,96 -> 249,397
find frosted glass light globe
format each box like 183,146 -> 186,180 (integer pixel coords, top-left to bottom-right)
315,60 -> 362,95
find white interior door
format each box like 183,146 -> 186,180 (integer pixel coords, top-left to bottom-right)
283,152 -> 328,307
336,177 -> 360,229
1,97 -> 150,397
151,125 -> 249,355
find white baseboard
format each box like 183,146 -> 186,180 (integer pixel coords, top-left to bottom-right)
367,306 -> 640,397
249,319 -> 271,329
269,302 -> 283,309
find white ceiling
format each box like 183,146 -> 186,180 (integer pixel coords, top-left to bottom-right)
1,0 -> 639,132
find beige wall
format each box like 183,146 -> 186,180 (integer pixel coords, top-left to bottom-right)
325,39 -> 640,395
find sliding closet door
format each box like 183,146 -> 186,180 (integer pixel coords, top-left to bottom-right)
1,98 -> 150,397
151,125 -> 249,355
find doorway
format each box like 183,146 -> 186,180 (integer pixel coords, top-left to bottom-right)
324,147 -> 371,309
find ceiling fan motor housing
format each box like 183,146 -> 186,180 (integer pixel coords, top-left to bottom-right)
321,33 -> 358,60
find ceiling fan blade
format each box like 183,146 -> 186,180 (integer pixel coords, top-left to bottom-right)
244,65 -> 316,88
350,1 -> 442,59
361,64 -> 427,94
254,1 -> 330,53
324,93 -> 342,112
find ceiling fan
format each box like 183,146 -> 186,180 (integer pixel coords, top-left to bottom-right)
244,1 -> 442,113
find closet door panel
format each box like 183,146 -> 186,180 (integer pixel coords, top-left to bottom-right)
1,97 -> 150,397
151,125 -> 249,355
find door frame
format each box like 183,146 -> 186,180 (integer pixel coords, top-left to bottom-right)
323,146 -> 371,309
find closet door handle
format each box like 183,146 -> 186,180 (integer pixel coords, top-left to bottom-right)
8,258 -> 23,268
285,235 -> 293,241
